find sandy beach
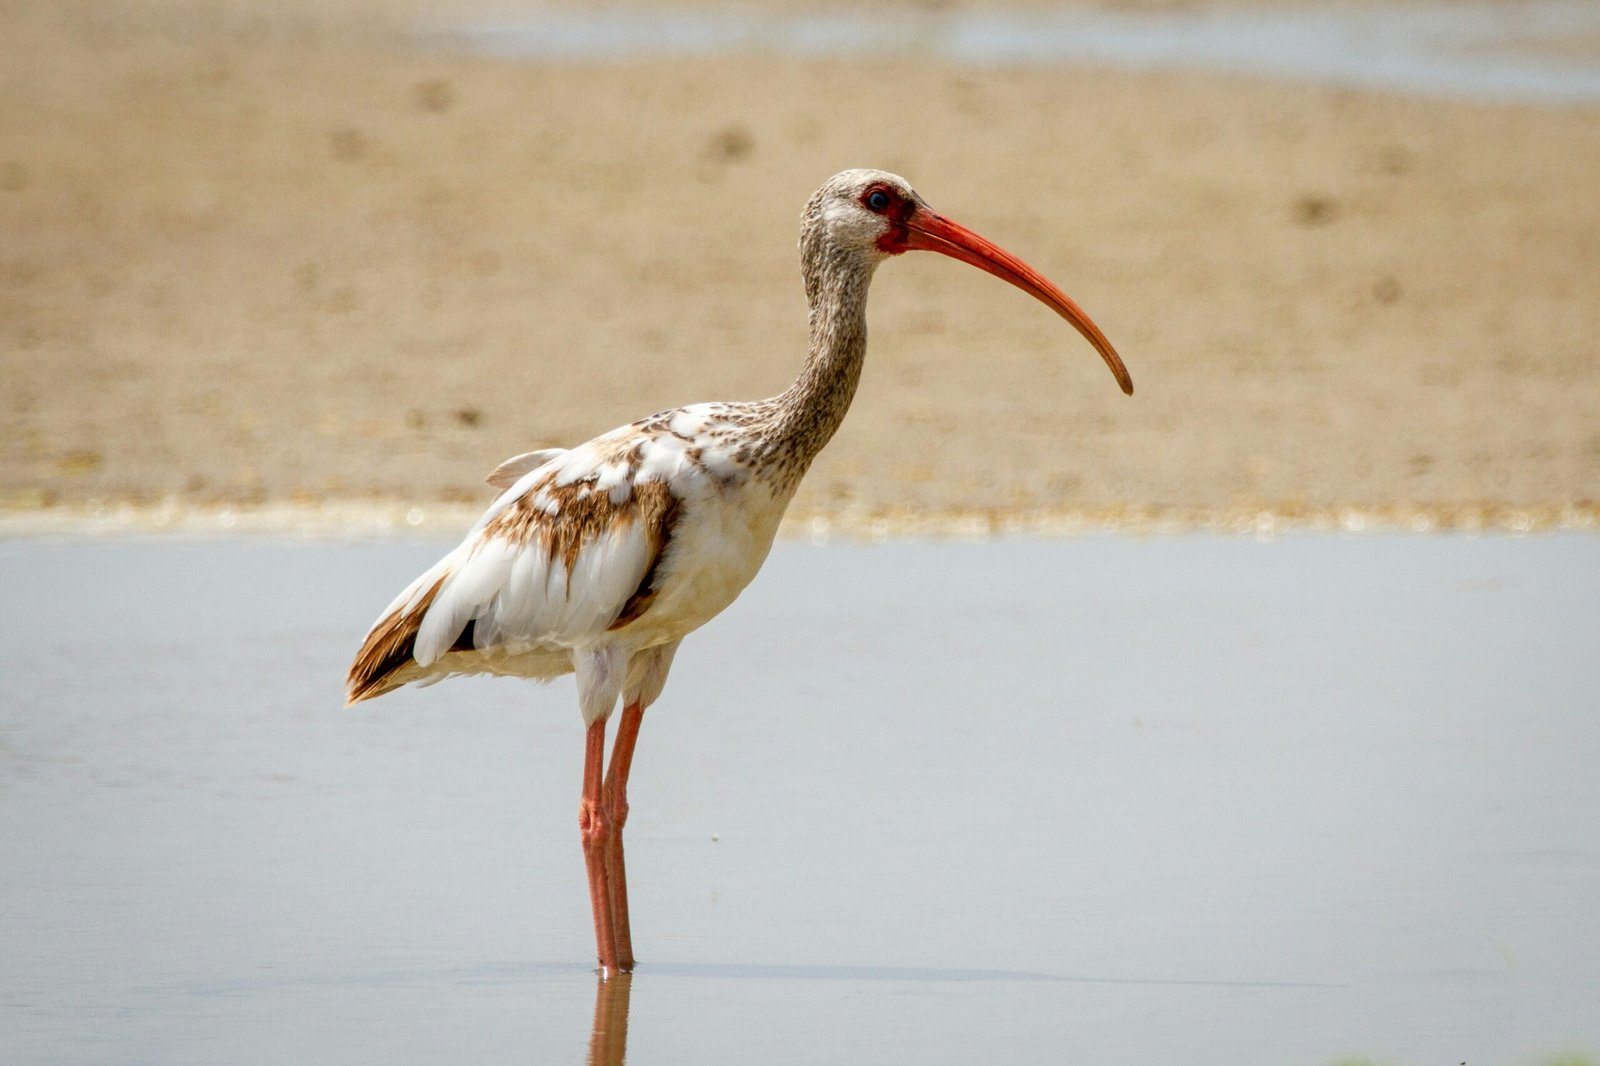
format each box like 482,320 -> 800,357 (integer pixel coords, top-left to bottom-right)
3,0 -> 1597,533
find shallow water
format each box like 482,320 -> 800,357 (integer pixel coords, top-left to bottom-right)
428,0 -> 1600,104
2,534 -> 1598,1064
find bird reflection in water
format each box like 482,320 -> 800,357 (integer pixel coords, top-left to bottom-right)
587,973 -> 633,1066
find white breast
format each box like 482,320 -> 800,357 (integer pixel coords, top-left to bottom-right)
629,475 -> 793,648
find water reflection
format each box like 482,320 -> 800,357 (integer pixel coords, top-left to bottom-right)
635,962 -> 1334,987
573,959 -> 1331,1063
587,975 -> 632,1066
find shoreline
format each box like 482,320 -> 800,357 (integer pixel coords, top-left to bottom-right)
4,499 -> 1594,541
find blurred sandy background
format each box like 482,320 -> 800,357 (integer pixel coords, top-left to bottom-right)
2,0 -> 1597,533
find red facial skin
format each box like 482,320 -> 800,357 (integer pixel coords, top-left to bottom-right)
862,183 -> 1133,396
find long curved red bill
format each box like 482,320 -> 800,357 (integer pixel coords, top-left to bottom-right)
903,209 -> 1133,396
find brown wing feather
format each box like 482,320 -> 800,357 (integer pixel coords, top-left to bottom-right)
347,576 -> 474,704
483,476 -> 682,631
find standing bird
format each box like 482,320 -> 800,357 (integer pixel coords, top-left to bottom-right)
346,169 -> 1132,977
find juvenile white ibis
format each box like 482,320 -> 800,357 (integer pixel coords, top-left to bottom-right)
346,169 -> 1132,977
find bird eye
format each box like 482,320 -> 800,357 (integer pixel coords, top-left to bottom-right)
865,189 -> 891,212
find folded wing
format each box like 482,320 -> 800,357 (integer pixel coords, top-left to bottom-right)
346,445 -> 680,704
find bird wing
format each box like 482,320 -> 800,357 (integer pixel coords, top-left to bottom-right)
422,467 -> 681,662
484,447 -> 568,490
347,432 -> 686,703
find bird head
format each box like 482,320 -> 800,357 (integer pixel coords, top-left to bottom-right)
803,169 -> 929,261
803,168 -> 1133,396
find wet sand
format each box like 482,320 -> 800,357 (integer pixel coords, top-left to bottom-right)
2,534 -> 1598,1063
3,1 -> 1599,533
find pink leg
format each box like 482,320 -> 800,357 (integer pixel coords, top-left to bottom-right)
603,700 -> 645,971
579,718 -> 619,976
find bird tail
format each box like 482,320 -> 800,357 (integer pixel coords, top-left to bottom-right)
345,569 -> 450,705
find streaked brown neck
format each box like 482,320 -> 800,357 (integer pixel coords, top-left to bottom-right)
757,238 -> 877,490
